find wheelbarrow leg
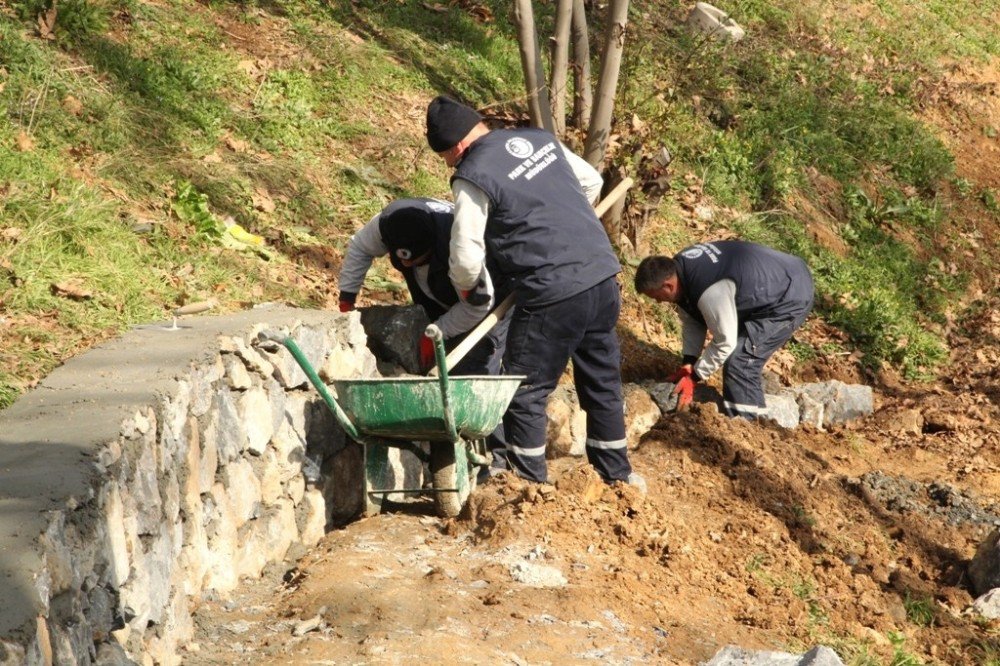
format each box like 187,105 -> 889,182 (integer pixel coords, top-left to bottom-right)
363,442 -> 392,516
429,438 -> 490,518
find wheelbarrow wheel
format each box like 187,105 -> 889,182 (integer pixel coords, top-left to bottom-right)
430,442 -> 475,518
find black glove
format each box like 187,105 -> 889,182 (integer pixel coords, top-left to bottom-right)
460,279 -> 491,306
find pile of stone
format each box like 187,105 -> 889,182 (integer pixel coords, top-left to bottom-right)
703,645 -> 844,665
640,379 -> 874,430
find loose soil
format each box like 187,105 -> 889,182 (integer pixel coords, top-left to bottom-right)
6,4 -> 1000,663
181,36 -> 1000,666
184,289 -> 1000,665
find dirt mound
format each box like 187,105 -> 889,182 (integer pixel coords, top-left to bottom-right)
462,466 -> 655,553
443,398 -> 996,663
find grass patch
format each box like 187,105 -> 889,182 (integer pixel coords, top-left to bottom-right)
888,631 -> 924,666
745,553 -> 829,627
1,0 -> 510,406
903,592 -> 935,628
0,0 -> 996,407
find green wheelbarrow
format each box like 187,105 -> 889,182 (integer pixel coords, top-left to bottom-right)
282,326 -> 523,517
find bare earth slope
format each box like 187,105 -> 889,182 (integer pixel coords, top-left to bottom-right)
187,289 -> 1000,665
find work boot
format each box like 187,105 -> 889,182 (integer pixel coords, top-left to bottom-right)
477,463 -> 508,485
626,472 -> 647,496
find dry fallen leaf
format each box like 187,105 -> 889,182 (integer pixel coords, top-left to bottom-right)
15,131 -> 34,152
422,2 -> 448,12
252,189 -> 276,213
224,135 -> 249,153
1,228 -> 24,242
51,279 -> 93,301
62,95 -> 83,116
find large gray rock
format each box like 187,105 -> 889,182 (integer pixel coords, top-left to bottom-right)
972,588 -> 1000,619
642,381 -> 718,414
970,529 -> 1000,596
546,385 -> 586,459
646,381 -> 679,413
687,2 -> 746,42
94,640 -> 137,665
764,393 -> 800,428
793,381 -> 873,426
704,645 -> 844,665
797,391 -> 826,429
359,305 -> 429,375
624,383 -> 662,448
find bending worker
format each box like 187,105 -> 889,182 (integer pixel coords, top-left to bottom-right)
424,94 -> 642,491
635,240 -> 814,419
337,197 -> 504,377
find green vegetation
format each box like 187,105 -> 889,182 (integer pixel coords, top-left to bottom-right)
618,0 -> 1000,377
1,0 -> 998,409
0,0 -> 531,406
745,553 -> 829,628
887,631 -> 925,666
903,592 -> 936,628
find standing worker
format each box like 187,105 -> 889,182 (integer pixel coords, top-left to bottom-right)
424,95 -> 643,492
634,240 -> 814,419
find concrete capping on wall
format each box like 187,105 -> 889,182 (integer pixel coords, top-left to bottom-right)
0,306 -> 378,665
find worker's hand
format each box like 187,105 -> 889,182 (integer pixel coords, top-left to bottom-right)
338,291 -> 357,313
459,277 -> 492,307
668,365 -> 697,410
665,364 -> 693,383
460,289 -> 490,306
419,336 -> 436,372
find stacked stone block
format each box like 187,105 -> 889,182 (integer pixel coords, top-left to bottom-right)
0,307 -> 377,665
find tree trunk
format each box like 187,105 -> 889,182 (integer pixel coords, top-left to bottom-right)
570,0 -> 592,129
582,0 -> 629,166
549,0 -> 573,136
512,0 -> 554,132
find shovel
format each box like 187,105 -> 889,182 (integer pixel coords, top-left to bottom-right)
429,177 -> 634,376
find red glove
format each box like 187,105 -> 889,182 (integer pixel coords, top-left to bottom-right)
667,366 -> 697,409
419,336 -> 435,372
338,300 -> 355,313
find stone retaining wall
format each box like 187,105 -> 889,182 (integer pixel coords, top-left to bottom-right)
0,307 -> 377,665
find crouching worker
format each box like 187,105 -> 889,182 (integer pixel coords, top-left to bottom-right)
635,240 -> 814,419
338,197 -> 505,374
337,197 -> 511,468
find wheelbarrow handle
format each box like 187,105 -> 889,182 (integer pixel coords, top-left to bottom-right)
428,293 -> 515,377
280,336 -> 367,444
425,325 -> 460,443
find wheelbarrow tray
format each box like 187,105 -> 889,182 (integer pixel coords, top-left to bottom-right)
328,374 -> 524,441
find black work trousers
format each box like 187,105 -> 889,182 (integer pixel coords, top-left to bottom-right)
501,277 -> 632,483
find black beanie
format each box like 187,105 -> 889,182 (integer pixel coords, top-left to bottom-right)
426,95 -> 483,152
378,205 -> 434,262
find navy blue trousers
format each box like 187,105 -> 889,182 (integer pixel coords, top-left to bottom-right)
723,273 -> 814,419
501,277 -> 632,483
